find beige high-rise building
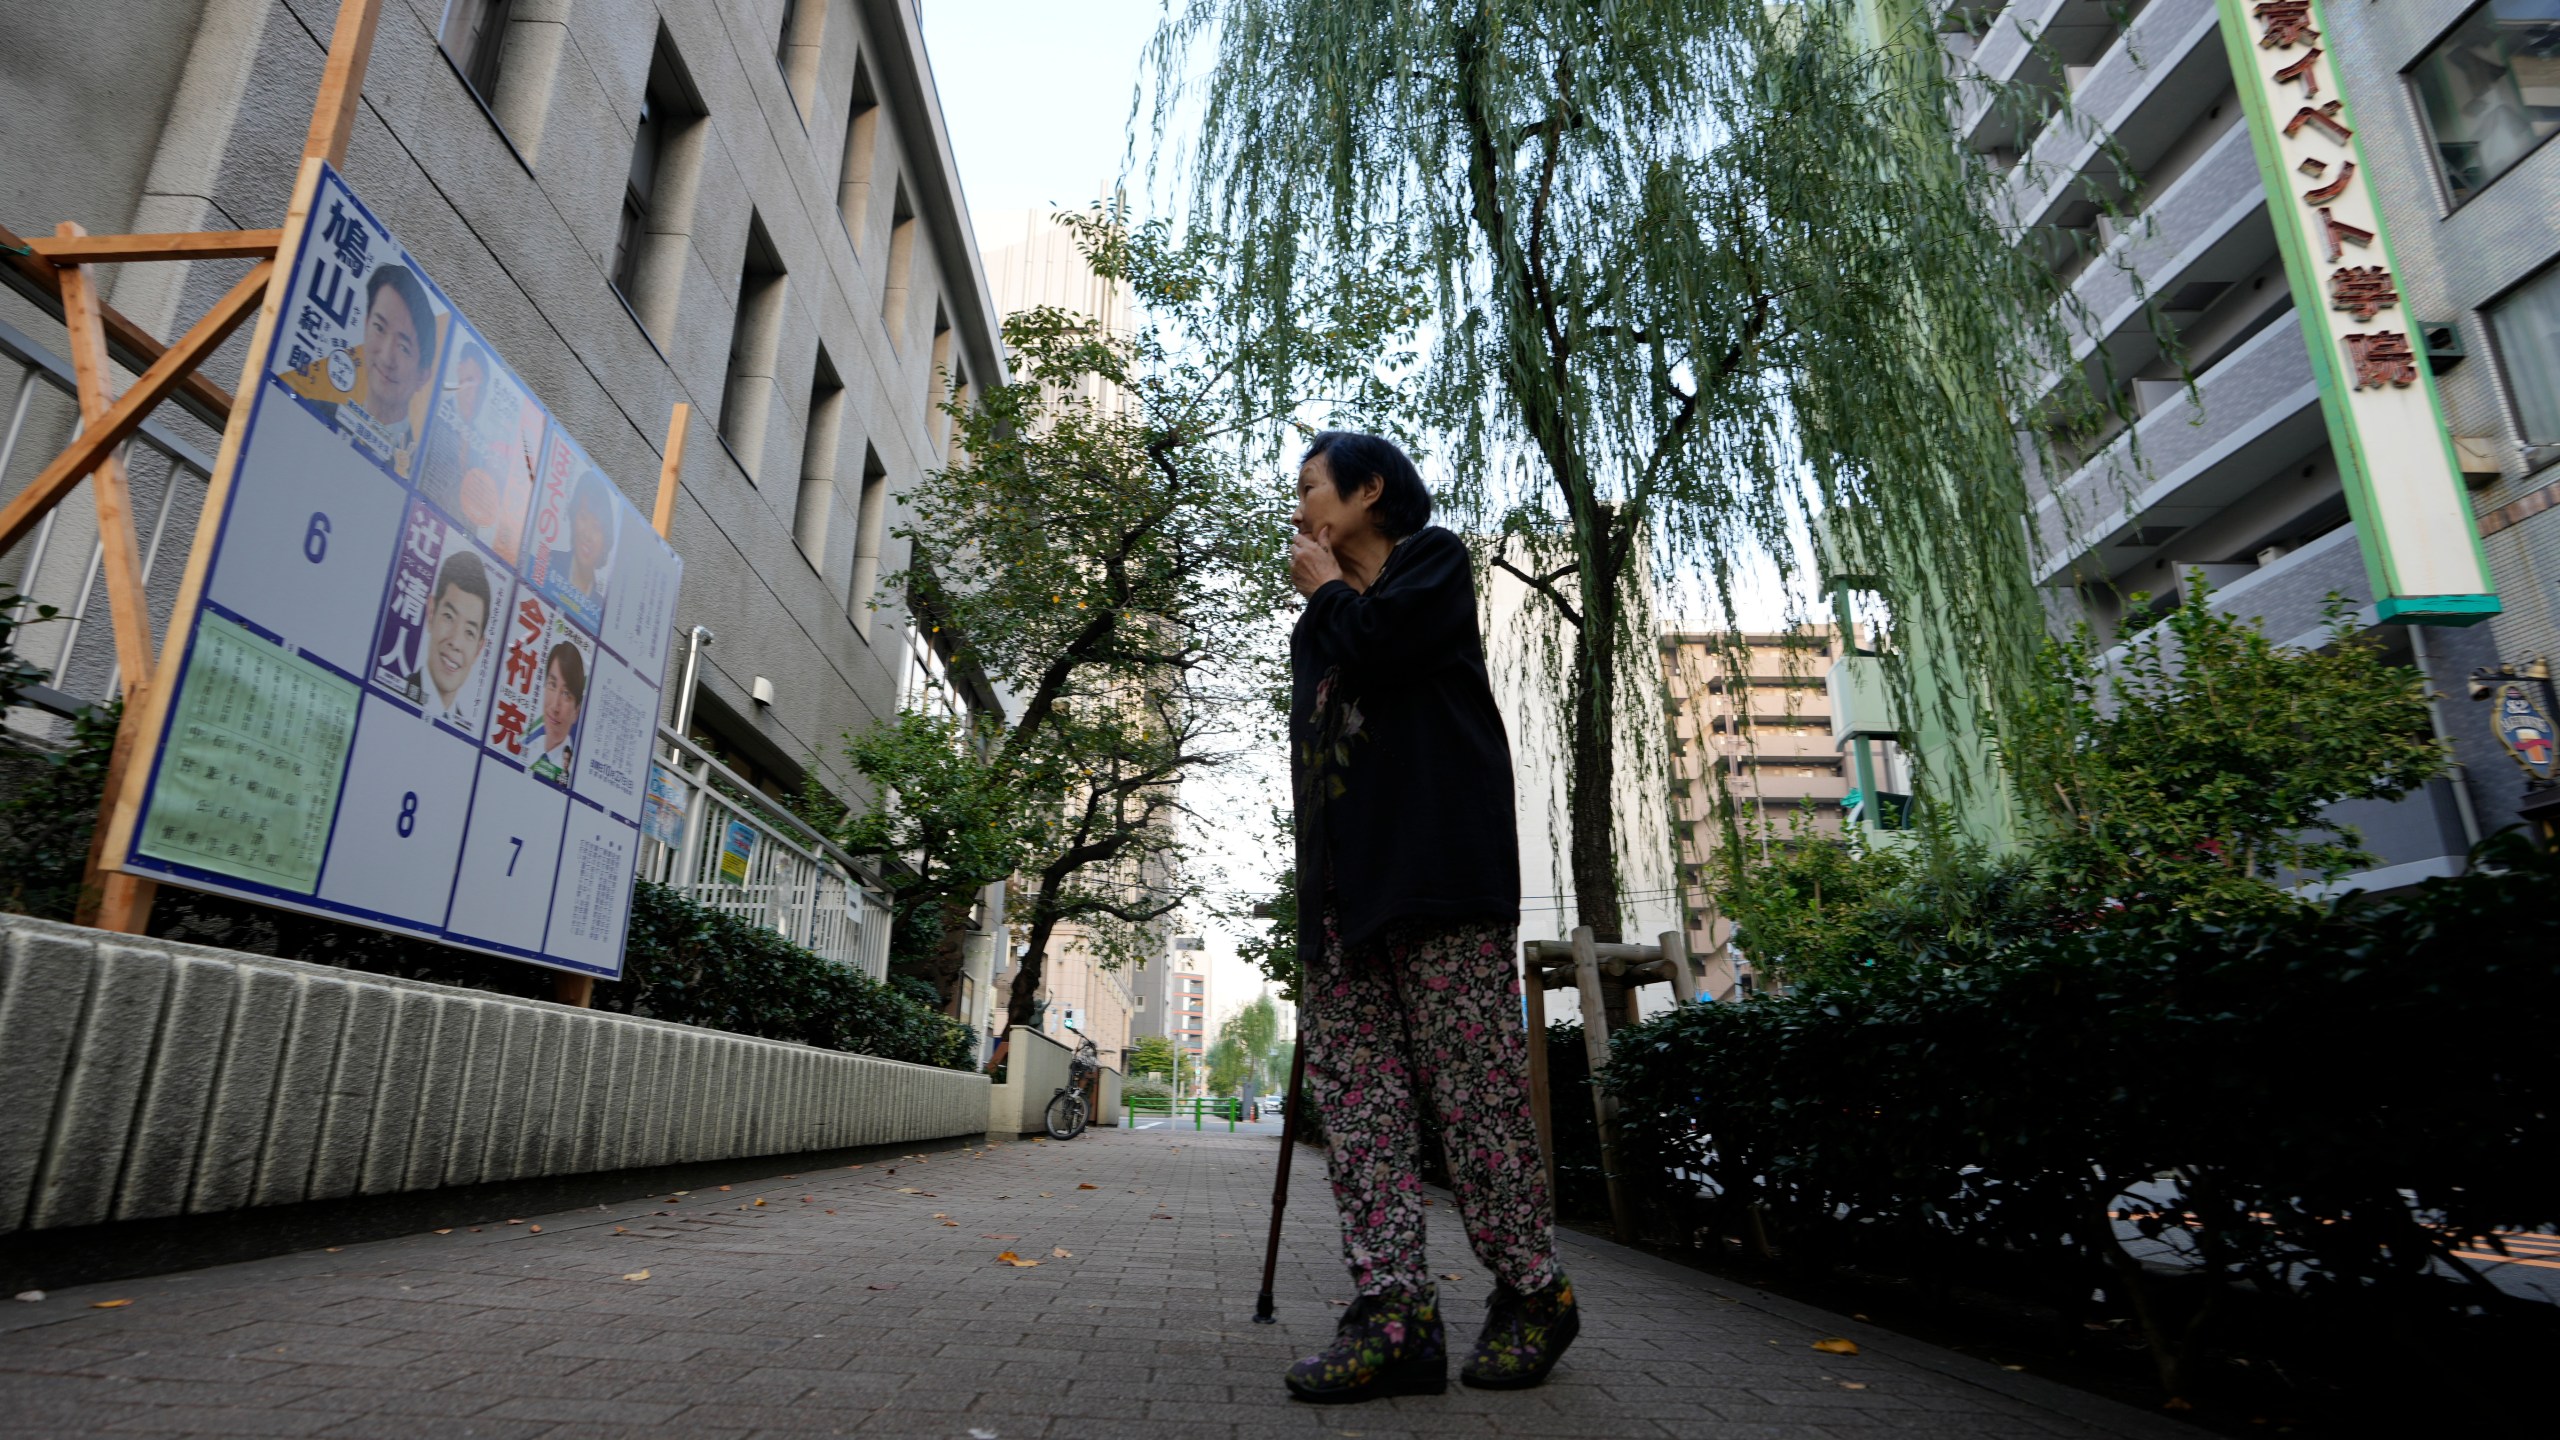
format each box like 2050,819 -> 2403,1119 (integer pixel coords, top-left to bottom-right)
1661,627 -> 1893,999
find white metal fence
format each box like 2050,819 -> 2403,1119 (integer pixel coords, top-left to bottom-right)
638,726 -> 895,980
0,315 -> 216,716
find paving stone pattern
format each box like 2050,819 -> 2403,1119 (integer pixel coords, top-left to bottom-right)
0,1129 -> 2190,1439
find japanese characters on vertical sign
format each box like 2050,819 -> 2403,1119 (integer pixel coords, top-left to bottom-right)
2215,0 -> 2499,623
112,164 -> 684,979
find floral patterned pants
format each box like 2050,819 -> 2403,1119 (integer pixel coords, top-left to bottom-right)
1305,909 -> 1560,1298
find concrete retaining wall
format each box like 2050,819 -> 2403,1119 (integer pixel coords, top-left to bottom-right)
0,915 -> 989,1236
987,1028 -> 1121,1136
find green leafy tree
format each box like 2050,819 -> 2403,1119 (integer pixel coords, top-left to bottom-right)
831,711 -> 1034,1010
1206,1033 -> 1249,1096
2003,583 -> 2448,918
1718,826 -> 2052,992
1128,1033 -> 1179,1081
1721,581 -> 2452,987
1152,0 -> 2102,944
1234,872 -> 1299,1003
879,209 -> 1417,1027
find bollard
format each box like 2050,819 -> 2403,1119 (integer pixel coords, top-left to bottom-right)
1228,1098 -> 1236,1133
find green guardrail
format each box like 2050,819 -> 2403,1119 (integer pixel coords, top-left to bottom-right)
1124,1095 -> 1245,1130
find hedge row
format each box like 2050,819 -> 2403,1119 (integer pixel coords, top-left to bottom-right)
1596,832 -> 2560,1393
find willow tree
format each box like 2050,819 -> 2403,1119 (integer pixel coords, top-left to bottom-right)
1153,0 -> 2101,940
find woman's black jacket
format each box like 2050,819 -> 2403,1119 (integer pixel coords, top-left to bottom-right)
1290,525 -> 1521,967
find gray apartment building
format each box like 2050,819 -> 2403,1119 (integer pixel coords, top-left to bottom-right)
1945,0 -> 2560,887
0,0 -> 1003,814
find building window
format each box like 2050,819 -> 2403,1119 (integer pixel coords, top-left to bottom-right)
613,38 -> 705,332
776,0 -> 824,119
901,625 -> 965,723
836,59 -> 880,248
848,444 -> 889,624
794,346 -> 845,564
2492,261 -> 2560,444
2411,0 -> 2560,206
438,0 -> 514,105
882,182 -> 918,348
718,216 -> 789,477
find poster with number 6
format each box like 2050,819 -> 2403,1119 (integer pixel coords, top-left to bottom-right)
103,163 -> 682,980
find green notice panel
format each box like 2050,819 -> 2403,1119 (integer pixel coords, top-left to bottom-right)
138,613 -> 360,891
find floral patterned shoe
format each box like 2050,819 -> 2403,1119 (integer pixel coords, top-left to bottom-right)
1284,1288 -> 1447,1403
1461,1275 -> 1579,1389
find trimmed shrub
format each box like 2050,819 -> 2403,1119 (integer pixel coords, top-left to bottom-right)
1599,833 -> 2560,1394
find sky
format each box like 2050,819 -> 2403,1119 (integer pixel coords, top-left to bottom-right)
922,2 -> 1293,1033
921,1 -> 1171,224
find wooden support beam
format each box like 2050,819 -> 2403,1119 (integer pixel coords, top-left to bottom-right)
1570,926 -> 1637,1241
55,227 -> 157,701
303,0 -> 383,167
58,223 -> 161,935
1660,929 -> 1697,1005
0,260 -> 273,555
0,220 -> 235,422
26,230 -> 283,265
652,402 -> 689,539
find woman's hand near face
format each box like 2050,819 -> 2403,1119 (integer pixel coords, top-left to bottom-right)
1292,525 -> 1345,596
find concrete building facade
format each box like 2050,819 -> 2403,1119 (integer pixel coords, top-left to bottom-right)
0,0 -> 1005,817
1932,0 -> 2560,882
1661,628 -> 1872,999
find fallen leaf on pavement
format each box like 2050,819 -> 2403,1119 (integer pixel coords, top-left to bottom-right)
433,1229 -> 452,1235
1051,1247 -> 1073,1258
1440,1272 -> 1462,1280
1077,1183 -> 1098,1190
613,1226 -> 628,1234
527,1225 -> 542,1234
622,1269 -> 651,1282
718,1185 -> 732,1191
1812,1338 -> 1859,1355
1037,1192 -> 1053,1198
942,1222 -> 958,1227
1151,1213 -> 1173,1220
895,1187 -> 926,1195
825,1209 -> 837,1215
506,1219 -> 523,1225
994,1250 -> 1041,1268
1840,1381 -> 1868,1390
753,1199 -> 767,1207
2002,1364 -> 2026,1372
802,1196 -> 813,1202
325,1247 -> 342,1253
970,1428 -> 999,1439
1327,1298 -> 1350,1307
92,1299 -> 132,1309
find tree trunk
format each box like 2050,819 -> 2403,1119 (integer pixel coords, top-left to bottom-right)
1006,873 -> 1064,1029
1568,563 -> 1624,945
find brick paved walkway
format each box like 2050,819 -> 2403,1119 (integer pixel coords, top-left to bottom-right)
0,1128 -> 2186,1439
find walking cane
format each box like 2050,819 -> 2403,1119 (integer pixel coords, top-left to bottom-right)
1252,1035 -> 1311,1323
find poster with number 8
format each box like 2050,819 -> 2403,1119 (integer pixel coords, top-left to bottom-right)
105,164 -> 683,980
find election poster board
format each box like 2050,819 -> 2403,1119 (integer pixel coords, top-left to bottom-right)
105,162 -> 683,979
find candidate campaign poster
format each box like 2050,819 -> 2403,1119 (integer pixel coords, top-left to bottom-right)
110,164 -> 683,980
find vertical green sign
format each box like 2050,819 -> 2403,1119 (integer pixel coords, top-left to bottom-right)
2214,0 -> 2499,624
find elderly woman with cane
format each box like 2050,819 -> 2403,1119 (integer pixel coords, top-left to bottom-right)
1270,431 -> 1578,1403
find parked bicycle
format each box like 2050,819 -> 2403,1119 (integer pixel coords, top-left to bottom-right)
1045,1035 -> 1102,1140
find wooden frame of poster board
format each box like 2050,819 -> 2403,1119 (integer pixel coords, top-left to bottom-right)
4,0 -> 690,1006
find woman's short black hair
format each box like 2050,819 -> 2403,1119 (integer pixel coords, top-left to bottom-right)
1304,431 -> 1431,538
